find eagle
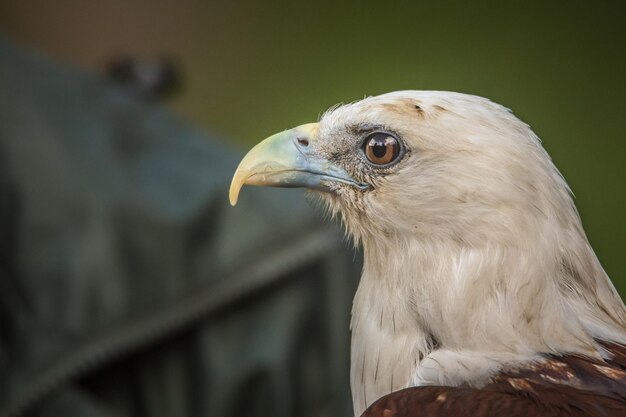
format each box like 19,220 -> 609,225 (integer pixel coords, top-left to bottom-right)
229,91 -> 626,416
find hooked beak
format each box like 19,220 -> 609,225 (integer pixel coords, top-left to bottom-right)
229,123 -> 368,206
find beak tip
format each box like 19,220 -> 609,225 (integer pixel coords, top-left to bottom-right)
229,174 -> 244,206
229,183 -> 242,206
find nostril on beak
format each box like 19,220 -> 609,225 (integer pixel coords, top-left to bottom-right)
297,137 -> 309,147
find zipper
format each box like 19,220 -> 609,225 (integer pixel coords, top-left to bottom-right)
2,228 -> 337,417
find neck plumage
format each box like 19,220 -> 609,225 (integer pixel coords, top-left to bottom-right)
349,219 -> 626,416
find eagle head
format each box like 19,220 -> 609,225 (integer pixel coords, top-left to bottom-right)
231,92 -> 572,246
230,91 -> 626,416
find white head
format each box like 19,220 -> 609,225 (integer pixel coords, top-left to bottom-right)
231,90 -> 626,358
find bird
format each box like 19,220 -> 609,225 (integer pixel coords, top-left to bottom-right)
229,91 -> 626,416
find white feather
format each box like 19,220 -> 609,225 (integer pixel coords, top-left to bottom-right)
316,91 -> 626,416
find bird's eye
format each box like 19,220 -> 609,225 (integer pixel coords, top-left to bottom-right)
362,132 -> 401,166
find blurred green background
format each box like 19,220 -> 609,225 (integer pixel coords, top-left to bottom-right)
0,0 -> 624,295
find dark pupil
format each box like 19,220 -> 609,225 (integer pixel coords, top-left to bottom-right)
371,139 -> 388,158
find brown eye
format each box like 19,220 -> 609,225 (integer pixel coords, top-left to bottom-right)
363,133 -> 401,165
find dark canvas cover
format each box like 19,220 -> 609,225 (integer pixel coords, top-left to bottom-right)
0,39 -> 358,417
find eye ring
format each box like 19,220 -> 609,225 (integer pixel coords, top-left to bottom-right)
361,132 -> 403,167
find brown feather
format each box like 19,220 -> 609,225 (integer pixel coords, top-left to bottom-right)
361,341 -> 626,417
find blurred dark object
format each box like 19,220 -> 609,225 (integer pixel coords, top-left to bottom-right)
0,38 -> 358,417
105,55 -> 182,101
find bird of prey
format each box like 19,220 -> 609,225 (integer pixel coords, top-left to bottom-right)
229,91 -> 626,416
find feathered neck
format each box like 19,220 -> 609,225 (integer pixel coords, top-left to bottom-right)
355,217 -> 626,358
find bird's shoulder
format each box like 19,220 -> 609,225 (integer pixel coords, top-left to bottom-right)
361,341 -> 626,417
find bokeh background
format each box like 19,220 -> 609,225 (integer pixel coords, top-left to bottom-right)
1,1 -> 623,294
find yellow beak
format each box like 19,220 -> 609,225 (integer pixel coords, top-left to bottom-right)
229,123 -> 368,206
